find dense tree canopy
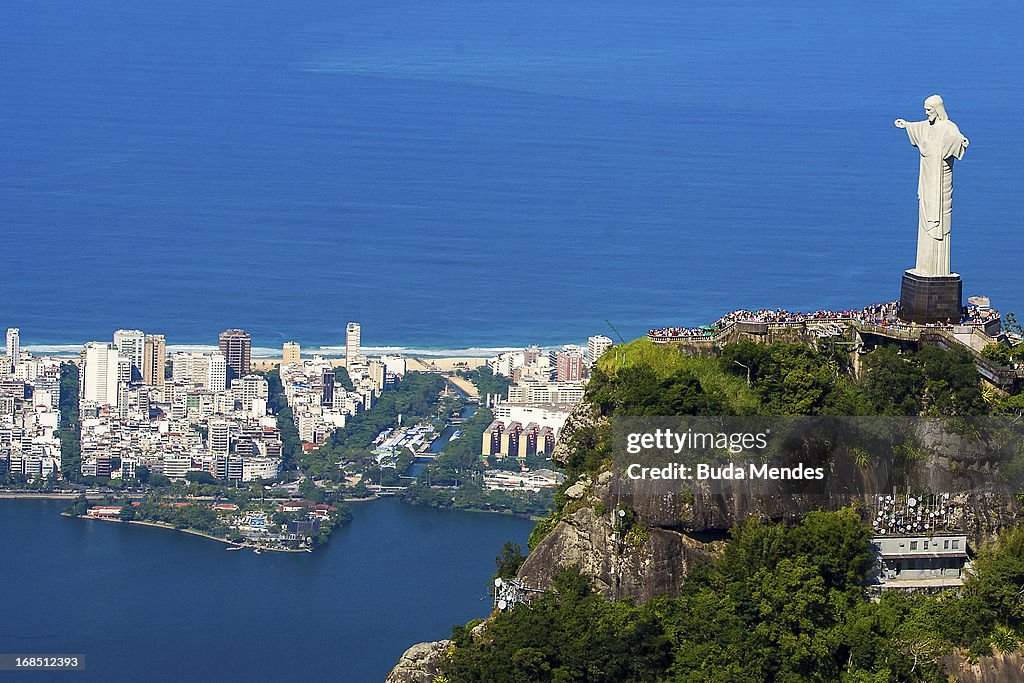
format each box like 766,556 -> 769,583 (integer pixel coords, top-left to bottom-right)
445,513 -> 1024,682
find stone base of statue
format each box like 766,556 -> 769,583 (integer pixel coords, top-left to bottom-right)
899,269 -> 962,324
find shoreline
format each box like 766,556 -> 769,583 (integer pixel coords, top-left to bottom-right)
70,514 -> 311,553
0,492 -> 113,500
4,491 -> 548,522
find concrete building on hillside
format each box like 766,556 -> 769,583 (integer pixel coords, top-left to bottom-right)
872,534 -> 969,591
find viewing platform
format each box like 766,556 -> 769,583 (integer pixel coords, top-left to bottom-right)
647,304 -> 1021,390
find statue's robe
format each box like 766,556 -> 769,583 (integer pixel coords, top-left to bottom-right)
905,118 -> 968,277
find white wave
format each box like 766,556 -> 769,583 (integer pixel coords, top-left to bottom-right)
25,342 -> 559,359
24,344 -> 84,354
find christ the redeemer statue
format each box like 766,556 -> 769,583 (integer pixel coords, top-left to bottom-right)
894,95 -> 969,277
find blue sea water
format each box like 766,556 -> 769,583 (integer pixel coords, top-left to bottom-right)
2,1 -> 1022,351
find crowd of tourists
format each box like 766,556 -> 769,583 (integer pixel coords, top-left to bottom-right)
648,300 -> 996,340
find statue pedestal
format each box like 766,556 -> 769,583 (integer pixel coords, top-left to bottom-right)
899,270 -> 962,324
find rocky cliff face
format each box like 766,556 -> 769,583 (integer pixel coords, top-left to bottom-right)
517,472 -> 717,602
387,398 -> 1021,680
940,651 -> 1024,683
518,401 -> 1021,600
385,640 -> 451,683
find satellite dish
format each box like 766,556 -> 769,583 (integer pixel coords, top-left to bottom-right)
497,600 -> 507,610
908,497 -> 917,508
618,509 -> 626,517
494,578 -> 503,588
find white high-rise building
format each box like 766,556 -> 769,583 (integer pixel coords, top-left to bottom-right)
6,328 -> 19,362
208,420 -> 231,457
587,335 -> 613,366
117,355 -> 132,385
82,342 -> 122,407
113,329 -> 145,379
172,352 -> 192,384
230,375 -> 269,411
207,352 -> 227,392
346,322 -> 361,364
172,352 -> 213,387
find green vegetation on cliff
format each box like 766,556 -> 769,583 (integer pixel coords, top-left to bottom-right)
441,336 -> 1024,681
444,513 -> 1024,682
590,337 -> 990,421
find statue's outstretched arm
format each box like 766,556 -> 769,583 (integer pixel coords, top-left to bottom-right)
894,118 -> 907,129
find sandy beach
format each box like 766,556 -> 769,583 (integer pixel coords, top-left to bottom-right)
251,356 -> 488,372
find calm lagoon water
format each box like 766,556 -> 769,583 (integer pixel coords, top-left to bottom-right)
0,498 -> 533,682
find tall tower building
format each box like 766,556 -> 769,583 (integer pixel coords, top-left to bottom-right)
322,367 -> 336,407
172,352 -> 193,384
556,348 -> 585,382
6,328 -> 19,363
207,352 -> 227,392
587,335 -> 613,366
218,329 -> 251,381
143,334 -> 166,386
345,322 -> 361,364
81,342 -> 122,407
208,420 -> 231,457
282,341 -> 301,366
113,329 -> 145,380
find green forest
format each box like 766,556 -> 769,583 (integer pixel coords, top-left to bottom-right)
444,513 -> 1024,682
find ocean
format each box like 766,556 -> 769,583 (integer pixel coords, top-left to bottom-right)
3,0 -> 1022,353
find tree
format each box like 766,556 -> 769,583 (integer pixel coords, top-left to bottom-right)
1002,312 -> 1023,337
859,346 -> 925,415
298,478 -> 325,504
65,495 -> 90,517
185,471 -> 220,485
918,345 -> 987,415
494,541 -> 526,580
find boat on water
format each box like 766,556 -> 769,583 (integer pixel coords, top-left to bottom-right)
226,546 -> 243,551
253,548 -> 262,554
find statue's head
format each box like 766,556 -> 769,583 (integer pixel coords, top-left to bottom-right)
924,95 -> 948,123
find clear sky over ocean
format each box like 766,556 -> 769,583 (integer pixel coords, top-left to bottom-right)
3,1 -> 1022,351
